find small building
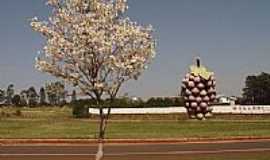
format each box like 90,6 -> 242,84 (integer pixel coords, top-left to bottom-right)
216,95 -> 237,105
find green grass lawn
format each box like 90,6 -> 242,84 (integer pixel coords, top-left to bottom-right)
1,107 -> 270,139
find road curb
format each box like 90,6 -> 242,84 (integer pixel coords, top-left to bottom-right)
1,137 -> 270,145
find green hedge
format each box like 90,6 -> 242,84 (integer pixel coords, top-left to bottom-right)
72,100 -> 91,118
72,97 -> 185,118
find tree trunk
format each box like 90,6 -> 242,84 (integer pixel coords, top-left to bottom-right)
95,140 -> 104,160
95,107 -> 111,160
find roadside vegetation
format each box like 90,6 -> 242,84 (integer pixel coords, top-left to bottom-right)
1,73 -> 270,139
1,106 -> 270,139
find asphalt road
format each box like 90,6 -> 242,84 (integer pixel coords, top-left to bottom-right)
1,140 -> 270,160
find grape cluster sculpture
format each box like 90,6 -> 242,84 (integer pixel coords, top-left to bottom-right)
181,58 -> 216,120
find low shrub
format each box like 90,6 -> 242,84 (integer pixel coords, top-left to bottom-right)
72,100 -> 91,118
14,109 -> 22,117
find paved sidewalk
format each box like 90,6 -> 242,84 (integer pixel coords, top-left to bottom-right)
1,137 -> 270,146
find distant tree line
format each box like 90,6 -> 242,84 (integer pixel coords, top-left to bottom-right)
72,96 -> 185,109
1,72 -> 269,107
240,72 -> 270,105
0,81 -> 77,107
72,97 -> 185,118
71,71 -> 270,106
0,82 -> 185,108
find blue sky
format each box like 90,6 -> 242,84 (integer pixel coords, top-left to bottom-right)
1,0 -> 270,98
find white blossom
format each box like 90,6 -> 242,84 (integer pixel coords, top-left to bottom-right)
30,0 -> 156,99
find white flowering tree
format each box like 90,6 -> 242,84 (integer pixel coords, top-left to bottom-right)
30,0 -> 155,159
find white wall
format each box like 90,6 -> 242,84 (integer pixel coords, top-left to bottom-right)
89,105 -> 270,115
89,107 -> 187,115
214,105 -> 270,114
